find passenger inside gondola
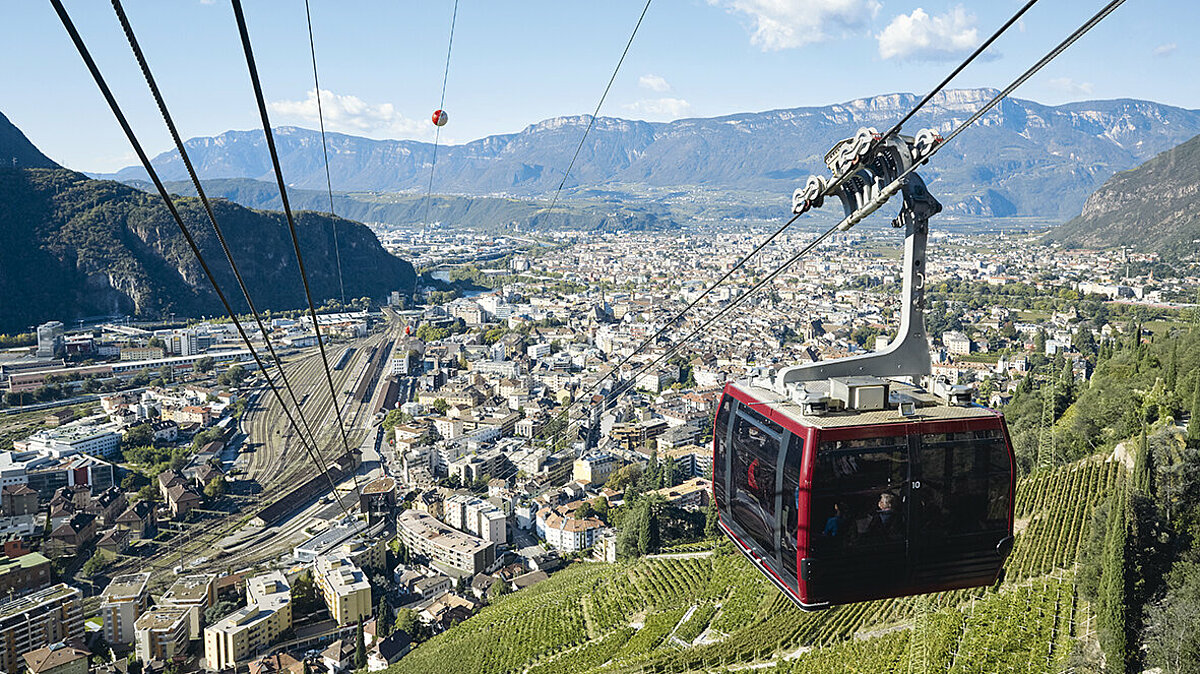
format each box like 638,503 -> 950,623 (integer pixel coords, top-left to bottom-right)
866,492 -> 903,539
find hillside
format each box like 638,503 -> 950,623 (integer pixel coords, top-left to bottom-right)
103,90 -> 1200,220
385,458 -> 1117,674
1044,132 -> 1200,258
0,168 -> 414,333
125,177 -> 679,233
0,111 -> 58,170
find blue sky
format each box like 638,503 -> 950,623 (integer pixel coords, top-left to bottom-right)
4,0 -> 1197,172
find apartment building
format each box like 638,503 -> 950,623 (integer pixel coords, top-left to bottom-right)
203,572 -> 292,672
0,584 -> 84,674
160,574 -> 216,639
314,554 -> 373,627
100,573 -> 150,646
134,606 -> 190,663
397,510 -> 495,575
0,551 -> 52,600
442,493 -> 507,545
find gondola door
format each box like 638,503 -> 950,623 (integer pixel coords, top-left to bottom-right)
909,423 -> 1014,590
807,429 -> 912,605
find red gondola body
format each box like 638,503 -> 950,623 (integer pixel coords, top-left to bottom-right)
713,379 -> 1015,609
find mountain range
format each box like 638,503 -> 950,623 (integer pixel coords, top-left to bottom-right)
0,111 -> 414,334
102,88 -> 1200,221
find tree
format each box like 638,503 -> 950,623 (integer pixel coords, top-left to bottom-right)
394,608 -> 418,639
204,475 -> 227,500
1145,558 -> 1200,673
1134,424 -> 1155,498
136,485 -> 159,503
205,599 -> 239,625
591,496 -> 610,522
354,618 -> 367,669
81,550 -> 109,577
122,423 -> 155,449
217,364 -> 247,387
704,500 -> 718,539
291,571 -> 320,615
1099,486 -> 1130,674
487,579 -> 510,601
431,398 -> 449,414
377,597 -> 393,637
1189,381 -> 1200,448
195,356 -> 215,373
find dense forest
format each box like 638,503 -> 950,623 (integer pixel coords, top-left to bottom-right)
0,167 -> 414,333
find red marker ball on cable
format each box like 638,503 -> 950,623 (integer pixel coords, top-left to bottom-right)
431,109 -> 448,127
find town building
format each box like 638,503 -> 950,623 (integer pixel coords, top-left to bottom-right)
442,493 -> 507,545
35,322 -> 63,359
133,606 -> 190,664
204,572 -> 292,672
0,551 -> 52,600
314,554 -> 373,627
0,584 -> 84,674
572,453 -> 619,486
100,573 -> 151,646
21,640 -> 89,674
649,477 -> 712,509
538,505 -> 604,553
397,510 -> 495,575
160,574 -> 216,639
13,423 -> 121,460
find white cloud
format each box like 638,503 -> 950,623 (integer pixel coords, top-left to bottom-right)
623,98 -> 692,120
711,0 -> 880,51
1152,42 -> 1177,57
638,74 -> 671,92
1045,77 -> 1094,97
268,89 -> 426,138
876,6 -> 980,62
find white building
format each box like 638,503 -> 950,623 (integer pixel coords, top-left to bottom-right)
442,493 -> 507,545
134,606 -> 190,664
100,573 -> 150,646
15,422 -> 121,459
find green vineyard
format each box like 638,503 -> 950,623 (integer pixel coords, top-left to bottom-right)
386,457 -> 1119,674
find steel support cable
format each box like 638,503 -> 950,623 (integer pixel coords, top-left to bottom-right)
519,0 -> 1039,453
304,0 -> 346,305
231,0 -> 364,504
108,0 -> 355,526
511,0 -> 1128,472
421,0 -> 460,232
50,0 -> 361,528
544,0 -> 653,219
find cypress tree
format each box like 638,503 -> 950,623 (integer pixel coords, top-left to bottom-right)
1166,339 -> 1178,391
1189,381 -> 1200,447
1133,424 -> 1155,498
1099,485 -> 1129,674
354,617 -> 367,669
377,597 -> 393,637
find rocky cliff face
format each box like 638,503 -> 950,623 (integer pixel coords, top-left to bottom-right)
1044,132 -> 1200,258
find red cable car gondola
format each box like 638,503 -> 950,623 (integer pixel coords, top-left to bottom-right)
713,130 -> 1015,609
